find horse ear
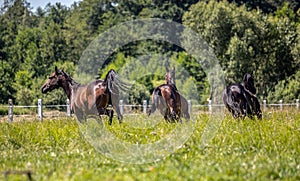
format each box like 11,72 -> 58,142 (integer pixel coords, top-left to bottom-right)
246,73 -> 254,84
243,73 -> 248,83
55,66 -> 58,73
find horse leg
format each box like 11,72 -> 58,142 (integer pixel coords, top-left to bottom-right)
74,107 -> 86,122
236,99 -> 246,119
98,108 -> 113,125
178,116 -> 183,124
103,108 -> 114,125
241,106 -> 247,119
227,106 -> 236,119
170,110 -> 176,120
163,110 -> 171,123
113,104 -> 122,123
167,99 -> 177,122
164,114 -> 170,123
184,112 -> 190,121
252,97 -> 262,120
163,107 -> 172,123
233,111 -> 239,119
107,109 -> 114,125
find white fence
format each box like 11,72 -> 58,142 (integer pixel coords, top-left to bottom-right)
2,98 -> 299,122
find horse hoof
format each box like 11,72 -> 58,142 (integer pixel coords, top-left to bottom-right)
118,115 -> 123,121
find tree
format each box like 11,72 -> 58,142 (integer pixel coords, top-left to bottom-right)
228,0 -> 300,15
267,70 -> 300,103
183,1 -> 298,99
0,0 -> 34,103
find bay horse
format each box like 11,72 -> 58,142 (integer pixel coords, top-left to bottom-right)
41,66 -> 123,124
223,73 -> 262,119
148,67 -> 190,123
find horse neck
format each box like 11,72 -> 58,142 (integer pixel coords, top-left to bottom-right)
166,70 -> 176,85
241,81 -> 256,95
166,76 -> 176,85
61,78 -> 78,100
169,78 -> 176,85
60,81 -> 72,100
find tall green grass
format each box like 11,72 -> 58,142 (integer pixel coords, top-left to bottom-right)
0,111 -> 299,180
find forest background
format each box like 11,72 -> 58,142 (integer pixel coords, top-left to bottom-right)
0,0 -> 299,106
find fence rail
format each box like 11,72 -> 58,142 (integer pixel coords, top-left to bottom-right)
2,98 -> 299,122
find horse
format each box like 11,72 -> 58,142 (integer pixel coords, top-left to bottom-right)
241,73 -> 262,119
148,67 -> 190,122
41,66 -> 123,124
223,73 -> 262,119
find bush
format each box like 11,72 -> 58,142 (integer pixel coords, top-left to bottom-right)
267,71 -> 300,103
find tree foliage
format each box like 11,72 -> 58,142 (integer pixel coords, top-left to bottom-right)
0,0 -> 299,105
183,1 -> 299,99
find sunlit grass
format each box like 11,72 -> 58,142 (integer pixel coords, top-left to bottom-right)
0,111 -> 299,180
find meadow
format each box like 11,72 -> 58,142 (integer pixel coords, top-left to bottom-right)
0,110 -> 299,180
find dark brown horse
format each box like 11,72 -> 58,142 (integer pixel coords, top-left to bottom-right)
223,73 -> 262,119
41,66 -> 123,124
148,67 -> 190,122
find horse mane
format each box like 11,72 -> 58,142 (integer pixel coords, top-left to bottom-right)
61,70 -> 79,87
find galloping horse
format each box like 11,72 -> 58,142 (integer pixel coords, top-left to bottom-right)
41,66 -> 123,124
148,67 -> 190,122
223,73 -> 262,119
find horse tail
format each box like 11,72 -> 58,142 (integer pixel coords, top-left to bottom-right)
181,95 -> 190,120
148,88 -> 161,116
104,69 -> 131,95
103,69 -> 117,93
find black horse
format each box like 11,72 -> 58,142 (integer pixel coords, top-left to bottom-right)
223,73 -> 262,119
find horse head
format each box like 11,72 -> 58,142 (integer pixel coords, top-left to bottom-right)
165,66 -> 176,85
242,73 -> 256,94
41,66 -> 69,94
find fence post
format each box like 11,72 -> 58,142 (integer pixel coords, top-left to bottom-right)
263,100 -> 267,110
143,100 -> 147,114
208,99 -> 212,114
279,100 -> 283,111
119,100 -> 124,115
188,100 -> 191,115
296,99 -> 299,111
38,99 -> 43,121
66,99 -> 71,116
8,99 -> 13,122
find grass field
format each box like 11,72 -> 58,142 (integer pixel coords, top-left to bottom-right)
0,110 -> 299,180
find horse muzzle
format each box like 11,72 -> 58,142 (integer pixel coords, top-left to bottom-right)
41,84 -> 50,94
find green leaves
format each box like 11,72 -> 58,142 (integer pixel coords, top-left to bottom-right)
0,0 -> 299,104
267,70 -> 300,103
183,1 -> 299,99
